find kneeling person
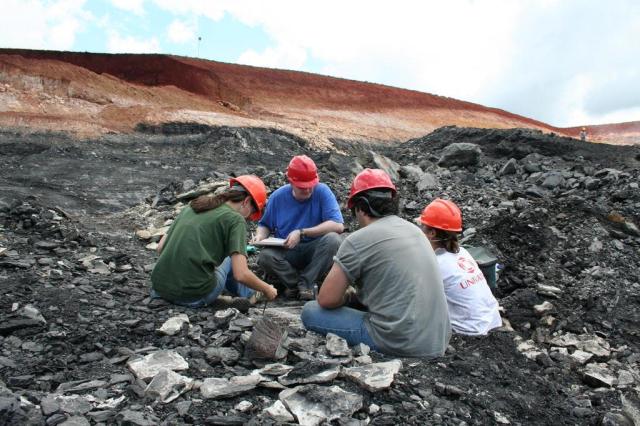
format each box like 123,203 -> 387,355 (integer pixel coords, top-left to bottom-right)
150,176 -> 278,309
417,199 -> 502,335
302,169 -> 451,357
255,155 -> 344,300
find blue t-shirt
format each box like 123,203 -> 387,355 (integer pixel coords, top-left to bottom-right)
258,183 -> 343,239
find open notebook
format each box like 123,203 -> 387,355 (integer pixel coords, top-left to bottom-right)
252,237 -> 286,247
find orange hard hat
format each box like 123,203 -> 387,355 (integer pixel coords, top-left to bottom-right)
417,198 -> 462,232
286,155 -> 319,188
229,175 -> 267,221
347,168 -> 397,208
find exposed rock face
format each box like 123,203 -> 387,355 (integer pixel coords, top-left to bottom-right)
2,49 -> 638,145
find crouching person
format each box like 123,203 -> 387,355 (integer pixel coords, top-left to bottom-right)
416,199 -> 502,335
301,169 -> 451,357
150,175 -> 277,310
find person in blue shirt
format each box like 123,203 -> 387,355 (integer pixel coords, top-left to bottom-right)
254,155 -> 344,300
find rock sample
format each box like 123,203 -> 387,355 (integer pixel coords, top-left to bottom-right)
144,369 -> 193,403
157,314 -> 189,336
278,361 -> 341,386
245,317 -> 288,360
127,350 -> 189,380
200,375 -> 263,399
279,384 -> 363,426
341,360 -> 402,391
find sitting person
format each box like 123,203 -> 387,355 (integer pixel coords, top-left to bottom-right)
301,169 -> 451,357
150,175 -> 277,309
416,199 -> 502,335
255,155 -> 344,301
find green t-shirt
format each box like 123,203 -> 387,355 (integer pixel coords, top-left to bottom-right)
151,204 -> 248,302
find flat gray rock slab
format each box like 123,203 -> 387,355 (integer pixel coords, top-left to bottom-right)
341,360 -> 402,391
326,333 -> 350,357
254,363 -> 294,376
145,368 -> 194,403
549,333 -> 611,357
200,374 -> 262,399
278,362 -> 341,386
60,416 -> 90,426
263,400 -> 295,423
157,314 -> 189,336
570,350 -> 593,365
127,350 -> 188,380
40,395 -> 60,416
116,409 -> 159,426
56,395 -> 93,415
280,384 -> 363,426
583,364 -> 616,387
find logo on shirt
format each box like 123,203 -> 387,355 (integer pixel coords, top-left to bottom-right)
457,256 -> 476,274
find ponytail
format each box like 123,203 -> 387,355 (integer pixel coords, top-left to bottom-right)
190,189 -> 247,213
431,228 -> 460,254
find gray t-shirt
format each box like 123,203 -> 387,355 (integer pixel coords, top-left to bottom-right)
335,215 -> 451,357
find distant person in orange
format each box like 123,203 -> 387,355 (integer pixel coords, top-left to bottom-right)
579,127 -> 587,141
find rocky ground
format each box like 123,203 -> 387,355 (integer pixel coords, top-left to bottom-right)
1,125 -> 639,425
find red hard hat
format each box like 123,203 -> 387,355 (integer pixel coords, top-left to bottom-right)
417,198 -> 462,232
347,168 -> 397,208
286,155 -> 319,188
229,175 -> 267,221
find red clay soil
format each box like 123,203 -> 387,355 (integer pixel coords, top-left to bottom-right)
0,48 -> 636,145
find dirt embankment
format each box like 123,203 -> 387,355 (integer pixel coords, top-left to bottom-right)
2,48 -> 636,146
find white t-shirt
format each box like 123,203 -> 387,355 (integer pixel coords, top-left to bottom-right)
435,247 -> 502,335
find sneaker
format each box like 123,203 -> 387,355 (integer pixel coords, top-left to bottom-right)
212,296 -> 251,313
298,288 -> 314,301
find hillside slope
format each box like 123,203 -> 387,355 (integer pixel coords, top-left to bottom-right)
0,49 -> 636,145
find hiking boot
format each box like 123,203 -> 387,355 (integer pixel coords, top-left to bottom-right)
212,296 -> 251,313
298,288 -> 314,301
284,288 -> 299,300
248,291 -> 266,305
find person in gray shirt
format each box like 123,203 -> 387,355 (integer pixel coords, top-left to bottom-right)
301,169 -> 451,357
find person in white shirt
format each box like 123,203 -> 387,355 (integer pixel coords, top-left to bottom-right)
416,199 -> 502,336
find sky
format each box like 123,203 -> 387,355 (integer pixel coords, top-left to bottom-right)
0,0 -> 639,128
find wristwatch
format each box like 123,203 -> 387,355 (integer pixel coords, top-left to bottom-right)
299,228 -> 306,238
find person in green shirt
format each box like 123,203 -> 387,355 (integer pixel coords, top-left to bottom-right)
151,175 -> 278,308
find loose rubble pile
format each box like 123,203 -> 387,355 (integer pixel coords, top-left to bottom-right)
1,125 -> 639,425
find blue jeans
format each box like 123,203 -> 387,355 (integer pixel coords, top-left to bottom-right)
150,257 -> 254,308
301,301 -> 379,351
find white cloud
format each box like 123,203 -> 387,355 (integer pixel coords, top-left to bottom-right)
238,44 -> 307,70
167,19 -> 195,44
152,0 -> 232,21
110,0 -> 145,15
156,0 -> 640,127
1,0 -> 638,127
0,0 -> 90,50
107,32 -> 160,53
